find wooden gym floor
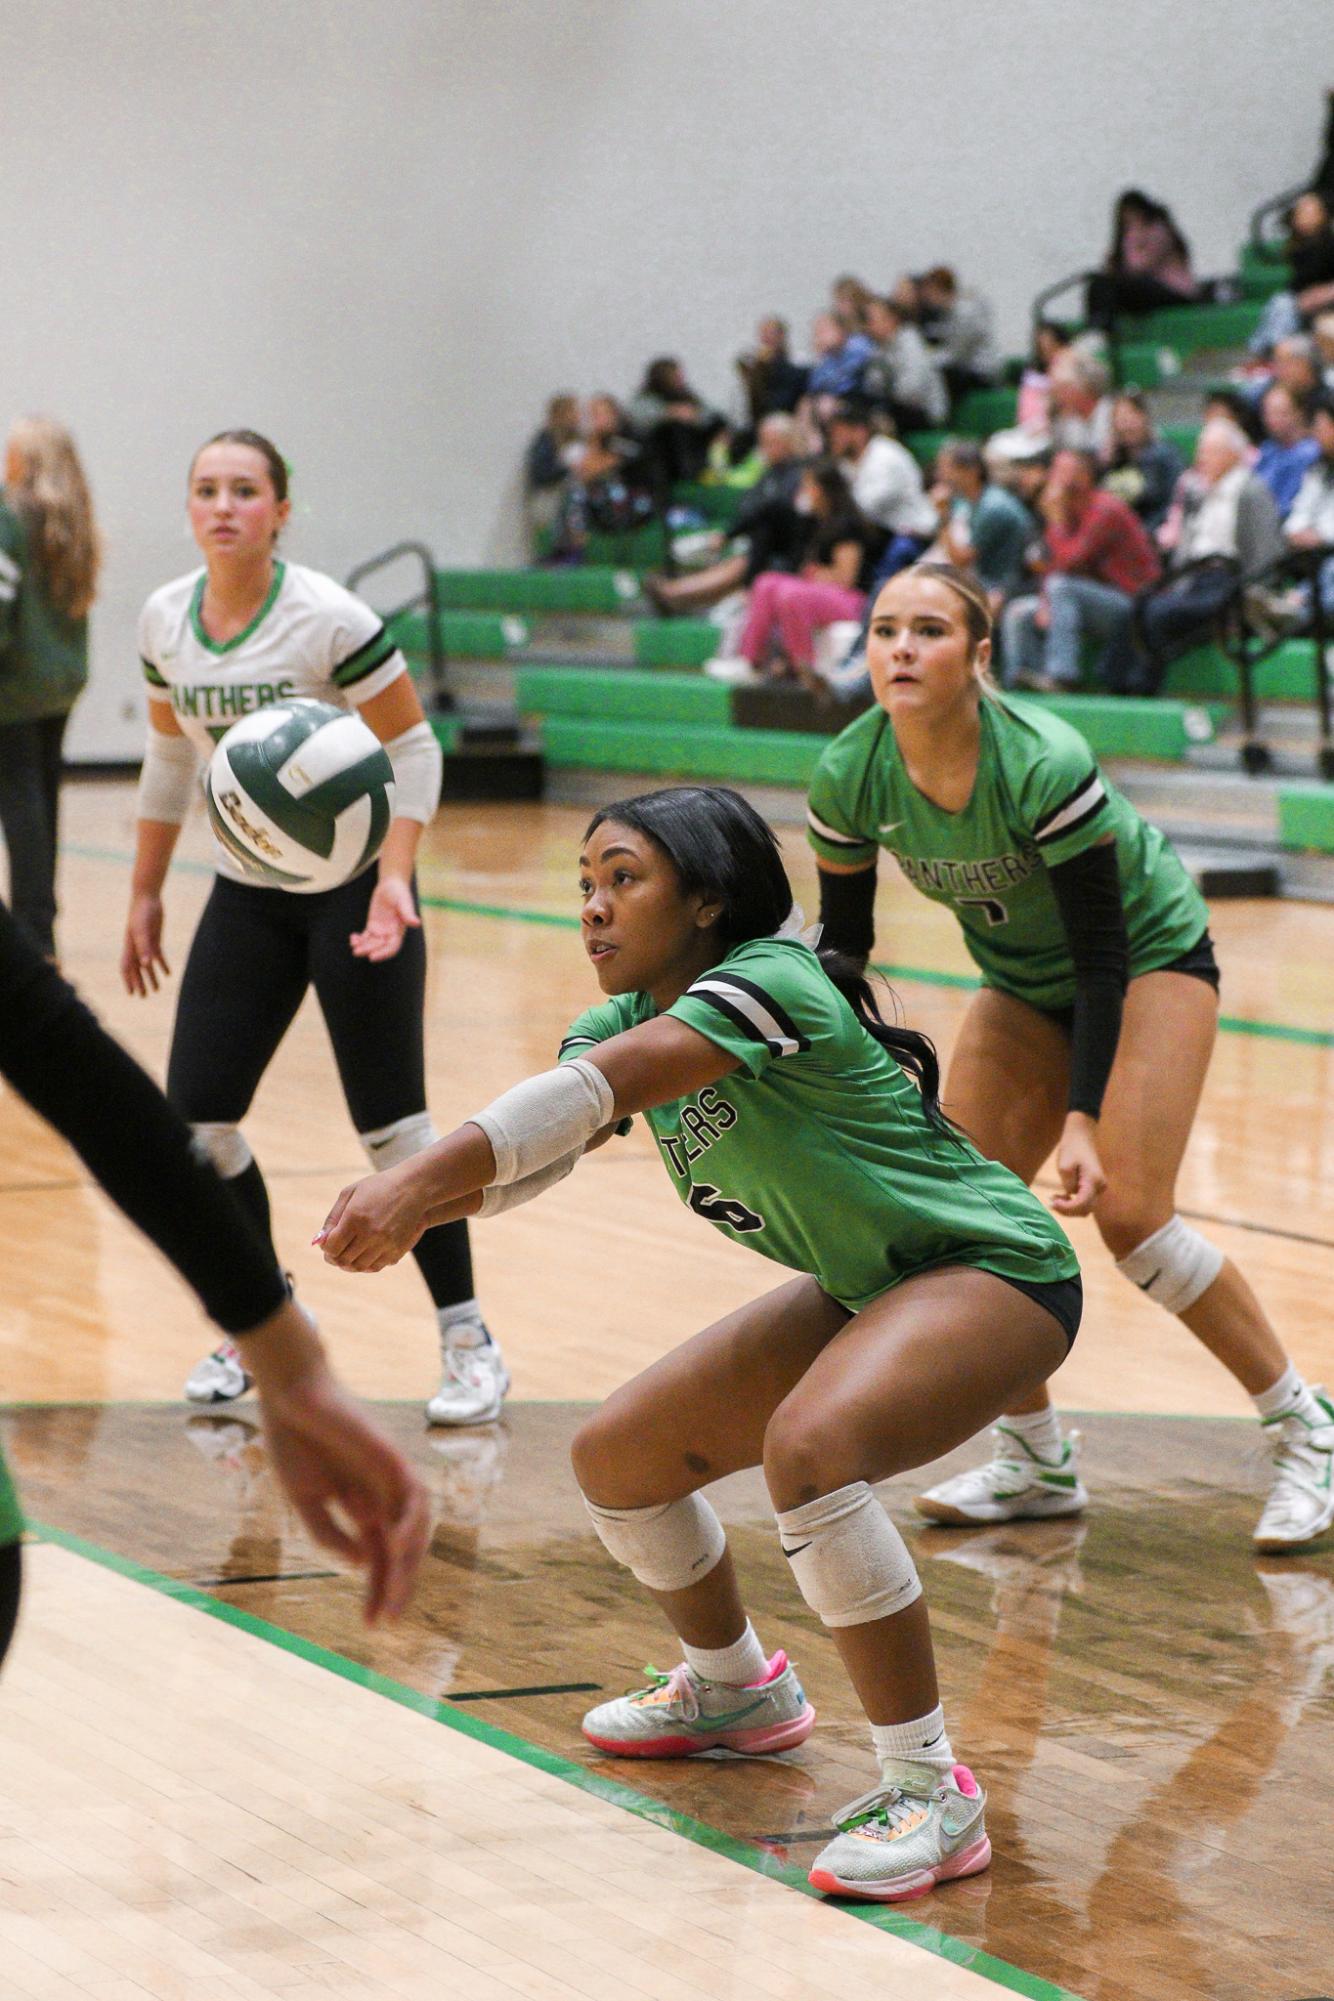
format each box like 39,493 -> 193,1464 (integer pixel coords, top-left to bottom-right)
2,781 -> 1333,2001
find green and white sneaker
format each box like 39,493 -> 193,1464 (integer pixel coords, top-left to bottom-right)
809,1761 -> 991,1902
1254,1388 -> 1334,1551
915,1426 -> 1086,1525
581,1651 -> 815,1759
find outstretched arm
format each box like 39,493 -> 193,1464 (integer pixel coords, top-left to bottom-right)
317,1016 -> 740,1272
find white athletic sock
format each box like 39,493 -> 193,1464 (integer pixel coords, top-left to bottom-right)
682,1620 -> 770,1686
871,1705 -> 955,1780
437,1298 -> 491,1346
1253,1363 -> 1324,1427
998,1405 -> 1064,1463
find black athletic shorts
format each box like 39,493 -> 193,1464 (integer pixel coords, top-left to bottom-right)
1035,929 -> 1220,1036
992,1272 -> 1083,1352
167,867 -> 428,1135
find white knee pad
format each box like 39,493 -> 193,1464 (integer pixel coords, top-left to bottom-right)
190,1122 -> 253,1179
1115,1214 -> 1223,1315
776,1481 -> 922,1629
360,1111 -> 438,1171
582,1491 -> 726,1593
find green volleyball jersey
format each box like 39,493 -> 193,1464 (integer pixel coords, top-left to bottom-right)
0,1441 -> 22,1547
807,696 -> 1208,1011
560,937 -> 1076,1314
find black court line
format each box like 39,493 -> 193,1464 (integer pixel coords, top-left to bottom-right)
447,1682 -> 603,1702
1030,1177 -> 1334,1254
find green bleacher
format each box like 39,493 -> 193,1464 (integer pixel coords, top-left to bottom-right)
1279,785 -> 1334,853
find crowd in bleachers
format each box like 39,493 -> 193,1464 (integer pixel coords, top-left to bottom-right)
525,98 -> 1334,704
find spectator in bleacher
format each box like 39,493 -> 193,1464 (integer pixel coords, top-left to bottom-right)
915,266 -> 1001,405
1283,395 -> 1334,614
1247,334 -> 1322,415
644,413 -> 807,616
984,432 -> 1052,516
628,357 -> 724,493
830,275 -> 873,328
712,459 -> 882,684
1011,321 -> 1073,437
1133,421 -> 1283,691
806,313 -> 877,407
1203,385 -> 1264,446
1100,390 -> 1184,534
735,317 -> 809,427
928,439 -> 1032,608
1086,189 -> 1200,329
860,296 -> 949,433
524,393 -> 582,550
549,395 -> 649,562
1314,310 -> 1334,392
1000,447 -> 1160,692
1047,347 -> 1114,455
1255,384 -> 1321,519
826,397 -> 938,578
1248,192 -> 1334,355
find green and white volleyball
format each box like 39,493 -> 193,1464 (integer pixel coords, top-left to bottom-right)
206,700 -> 395,893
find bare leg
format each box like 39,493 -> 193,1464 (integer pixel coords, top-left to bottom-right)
649,553 -> 748,613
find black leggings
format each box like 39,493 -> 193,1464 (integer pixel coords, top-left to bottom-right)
167,869 -> 474,1310
0,712 -> 68,956
0,1542 -> 20,1675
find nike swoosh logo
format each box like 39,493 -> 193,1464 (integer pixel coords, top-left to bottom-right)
780,1540 -> 812,1558
878,821 -> 905,835
1136,1269 -> 1162,1292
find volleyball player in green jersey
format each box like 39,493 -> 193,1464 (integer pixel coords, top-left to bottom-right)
318,783 -> 1081,1903
808,563 -> 1334,1551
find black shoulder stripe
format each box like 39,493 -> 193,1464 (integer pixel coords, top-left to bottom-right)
1033,769 -> 1101,837
331,624 -> 398,688
692,991 -> 777,1053
704,971 -> 809,1053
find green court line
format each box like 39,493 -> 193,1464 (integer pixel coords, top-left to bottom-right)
65,845 -> 1334,1049
28,1514 -> 1086,2001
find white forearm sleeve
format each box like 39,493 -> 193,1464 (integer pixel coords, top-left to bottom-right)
471,1058 -> 615,1185
136,727 -> 200,825
383,720 -> 443,824
476,1146 -> 582,1216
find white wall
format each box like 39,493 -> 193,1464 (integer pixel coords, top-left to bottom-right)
0,0 -> 1326,759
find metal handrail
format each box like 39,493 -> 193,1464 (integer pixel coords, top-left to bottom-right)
1248,181 -> 1308,258
346,539 -> 453,712
1030,266 -> 1121,385
1220,544 -> 1334,776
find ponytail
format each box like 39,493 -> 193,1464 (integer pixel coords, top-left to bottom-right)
817,948 -> 956,1136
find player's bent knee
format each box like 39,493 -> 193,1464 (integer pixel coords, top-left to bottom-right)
762,1403 -> 879,1510
776,1481 -> 921,1628
359,1111 -> 437,1171
190,1122 -> 253,1179
580,1490 -> 726,1592
1114,1214 -> 1224,1314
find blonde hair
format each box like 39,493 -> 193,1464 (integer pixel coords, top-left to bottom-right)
6,417 -> 101,621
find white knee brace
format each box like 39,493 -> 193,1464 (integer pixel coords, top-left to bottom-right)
360,1110 -> 438,1171
190,1122 -> 253,1179
1115,1214 -> 1223,1315
582,1491 -> 726,1593
777,1482 -> 922,1628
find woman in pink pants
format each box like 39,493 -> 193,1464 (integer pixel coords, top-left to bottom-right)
737,460 -> 883,679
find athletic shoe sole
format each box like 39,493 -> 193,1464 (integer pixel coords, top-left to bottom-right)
808,1832 -> 992,1902
582,1701 -> 816,1760
1253,1497 -> 1334,1553
183,1379 -> 253,1406
915,1488 -> 1086,1526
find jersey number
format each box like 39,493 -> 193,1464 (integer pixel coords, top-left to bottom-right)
688,1183 -> 765,1233
956,895 -> 1009,927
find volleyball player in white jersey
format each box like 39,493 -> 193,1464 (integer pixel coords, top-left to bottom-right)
121,429 -> 508,1425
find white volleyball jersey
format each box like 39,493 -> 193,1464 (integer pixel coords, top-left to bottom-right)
138,561 -> 408,884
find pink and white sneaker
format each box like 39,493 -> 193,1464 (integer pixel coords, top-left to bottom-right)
581,1650 -> 814,1758
809,1762 -> 991,1902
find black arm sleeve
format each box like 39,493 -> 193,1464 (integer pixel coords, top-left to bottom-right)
1045,841 -> 1130,1119
0,904 -> 288,1335
816,863 -> 878,969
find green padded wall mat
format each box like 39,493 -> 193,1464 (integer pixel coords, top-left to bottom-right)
1004,692 -> 1215,760
634,620 -> 719,668
434,568 -> 642,615
515,669 -> 730,725
1278,786 -> 1334,852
